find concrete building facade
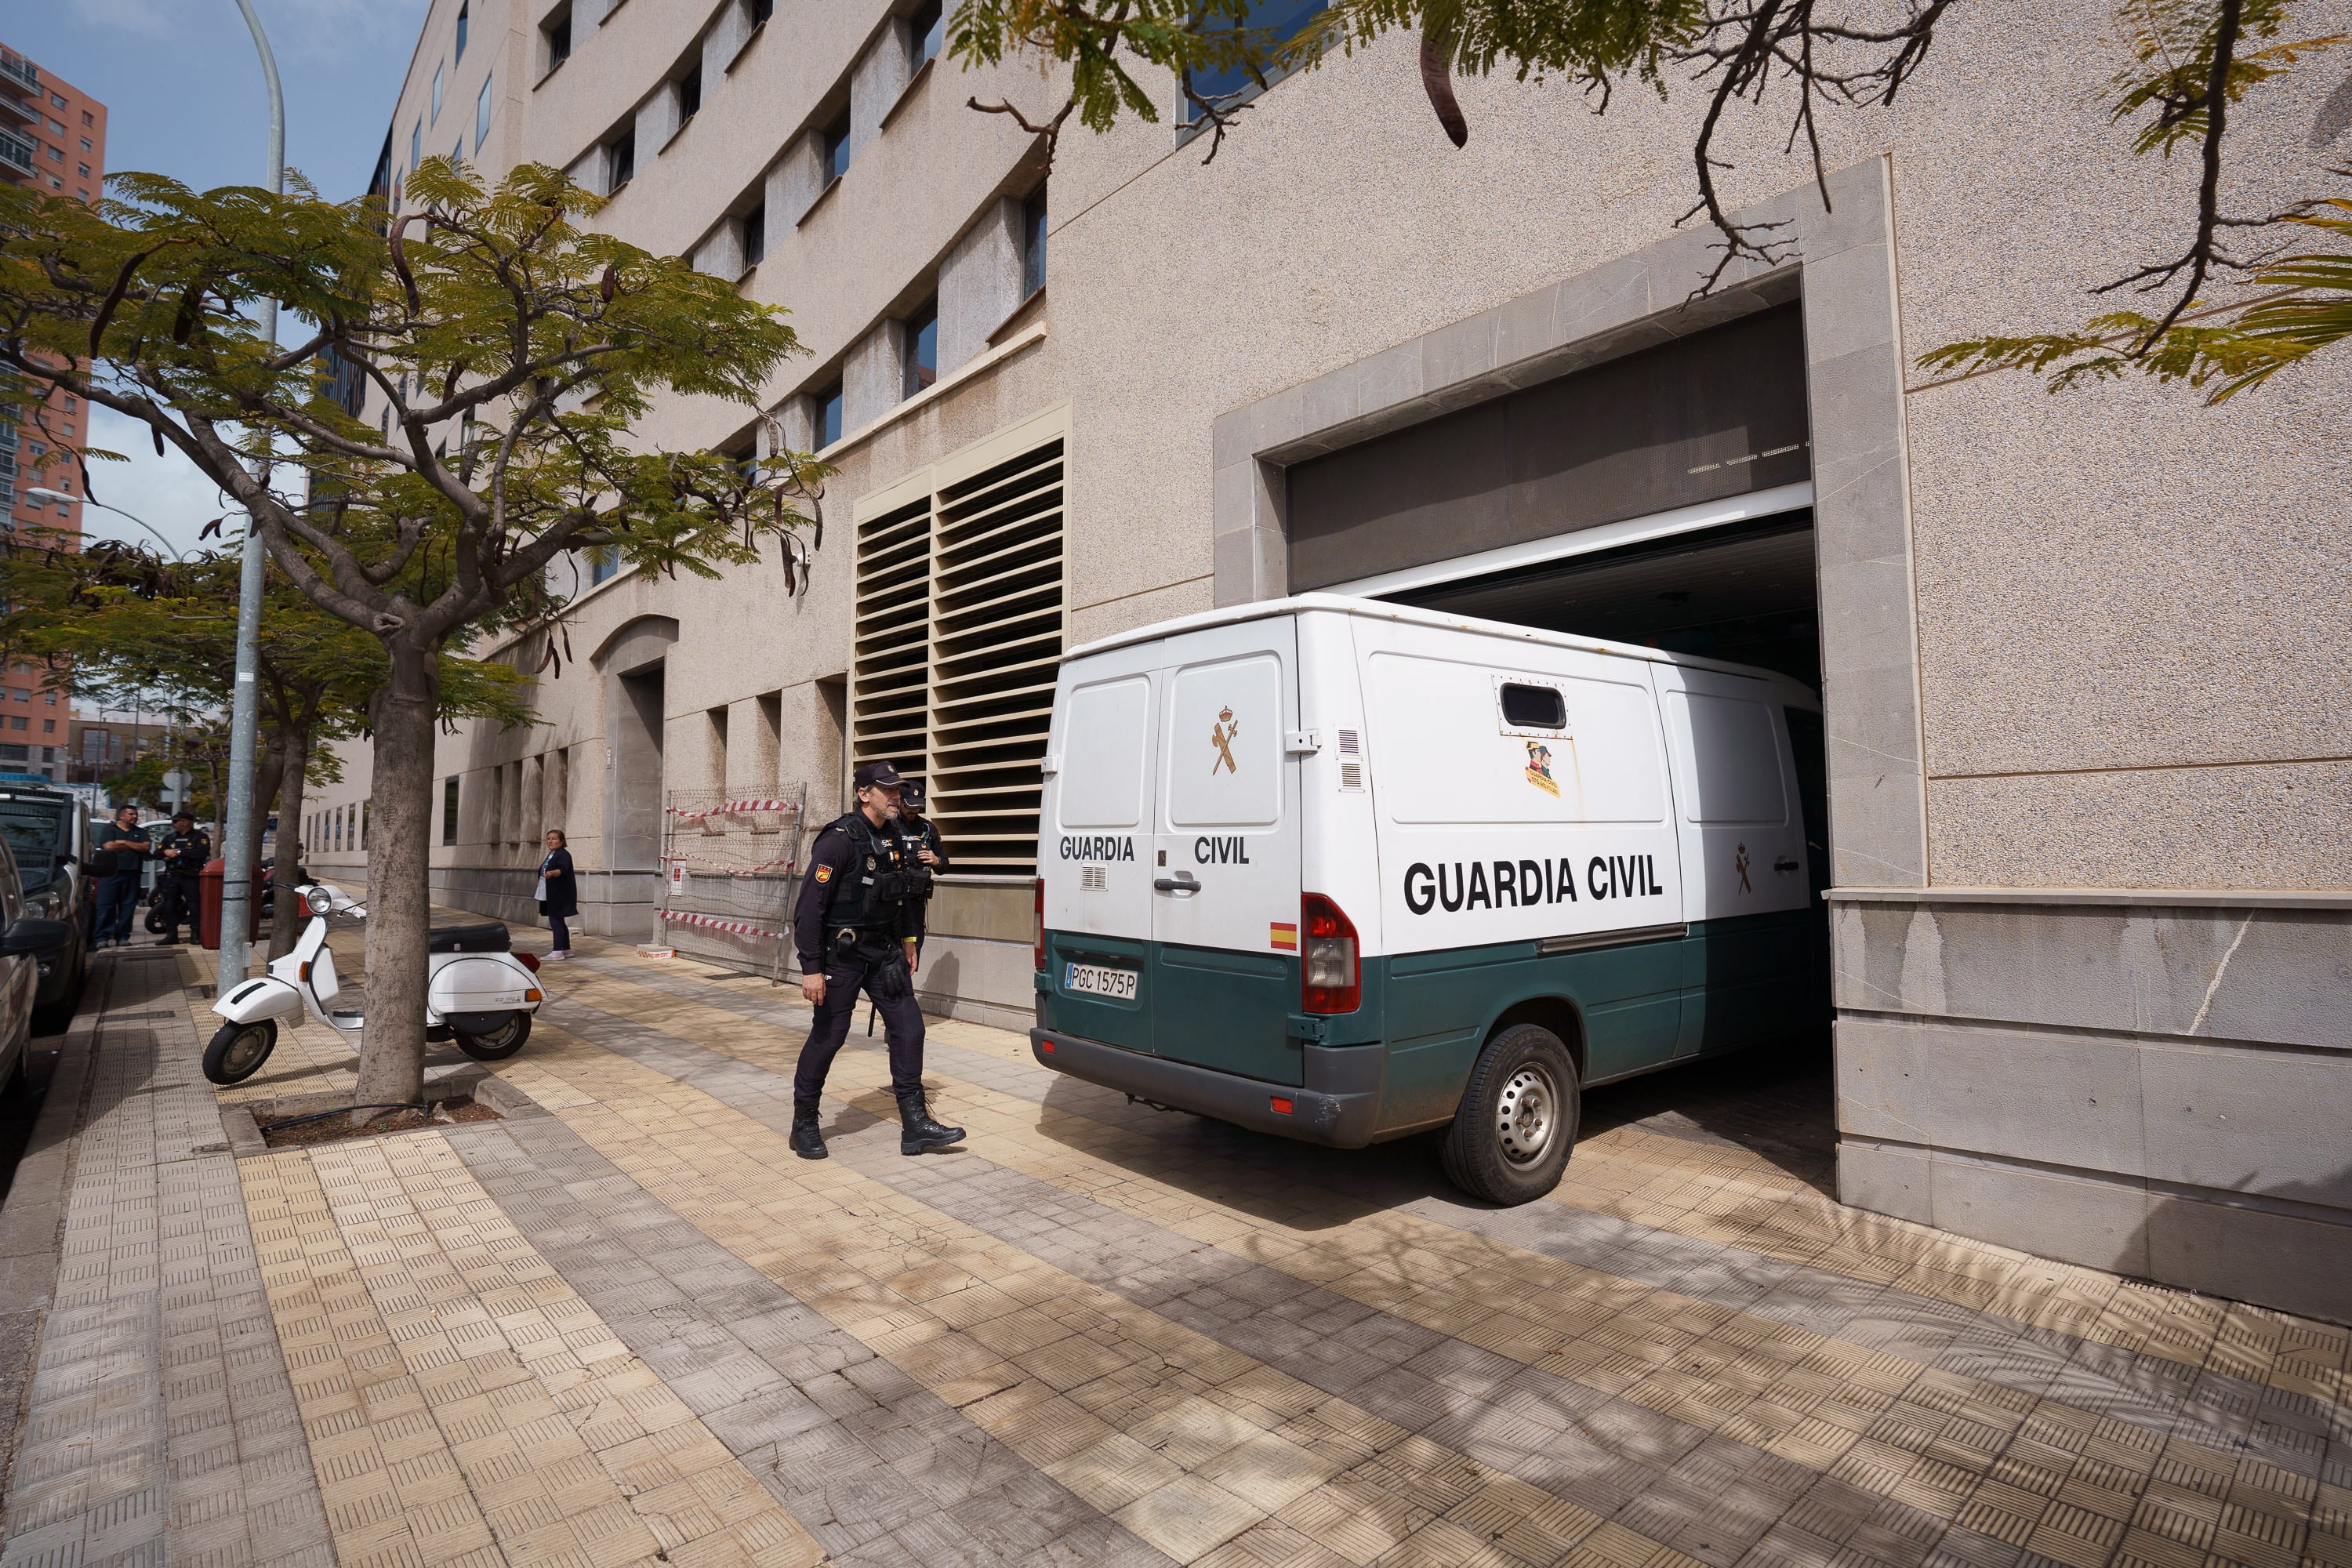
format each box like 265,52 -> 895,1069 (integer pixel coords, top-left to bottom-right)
303,0 -> 2352,1319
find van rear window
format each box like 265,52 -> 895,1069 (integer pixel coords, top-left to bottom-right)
1499,683 -> 1566,731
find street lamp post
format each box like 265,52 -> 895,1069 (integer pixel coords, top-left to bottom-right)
24,489 -> 194,561
218,0 -> 284,989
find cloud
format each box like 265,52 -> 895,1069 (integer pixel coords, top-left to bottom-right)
263,0 -> 423,67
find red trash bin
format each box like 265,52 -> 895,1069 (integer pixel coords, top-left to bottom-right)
199,856 -> 223,949
197,858 -> 264,950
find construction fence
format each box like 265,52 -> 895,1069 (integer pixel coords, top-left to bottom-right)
655,786 -> 808,981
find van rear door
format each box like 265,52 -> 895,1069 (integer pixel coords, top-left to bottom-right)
1043,649 -> 1160,1054
1653,665 -> 1812,1057
1149,619 -> 1305,1086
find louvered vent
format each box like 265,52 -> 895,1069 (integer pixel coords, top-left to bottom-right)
1338,728 -> 1363,792
927,438 -> 1065,874
850,495 -> 932,794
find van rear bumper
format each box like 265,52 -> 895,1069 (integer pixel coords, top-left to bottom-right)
1029,1028 -> 1382,1148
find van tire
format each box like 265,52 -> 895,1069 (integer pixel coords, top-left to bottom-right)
1439,1024 -> 1578,1205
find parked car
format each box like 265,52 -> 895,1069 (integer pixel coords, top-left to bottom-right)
0,789 -> 93,1029
0,835 -> 74,1076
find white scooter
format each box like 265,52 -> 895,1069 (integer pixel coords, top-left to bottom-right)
203,882 -> 546,1085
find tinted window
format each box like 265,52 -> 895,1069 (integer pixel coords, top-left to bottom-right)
1185,0 -> 1325,119
0,797 -> 67,889
903,300 -> 938,397
818,383 -> 844,446
1499,683 -> 1564,731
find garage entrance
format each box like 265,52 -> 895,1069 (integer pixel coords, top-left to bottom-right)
1282,303 -> 1836,1178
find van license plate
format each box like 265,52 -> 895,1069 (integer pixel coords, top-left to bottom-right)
1064,963 -> 1138,1000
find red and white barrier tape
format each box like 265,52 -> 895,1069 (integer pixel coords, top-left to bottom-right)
659,909 -> 784,938
666,797 -> 803,822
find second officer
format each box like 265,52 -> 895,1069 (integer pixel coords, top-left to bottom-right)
152,811 -> 211,946
788,762 -> 965,1160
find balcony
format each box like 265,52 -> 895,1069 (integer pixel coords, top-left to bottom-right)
0,129 -> 34,181
0,53 -> 36,93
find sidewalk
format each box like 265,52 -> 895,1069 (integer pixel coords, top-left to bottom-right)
0,933 -> 2343,1568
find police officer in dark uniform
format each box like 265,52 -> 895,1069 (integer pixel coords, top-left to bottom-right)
152,811 -> 211,946
788,762 -> 965,1160
891,777 -> 948,962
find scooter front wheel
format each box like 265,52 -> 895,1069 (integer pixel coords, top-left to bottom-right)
452,1013 -> 531,1061
204,1019 -> 280,1085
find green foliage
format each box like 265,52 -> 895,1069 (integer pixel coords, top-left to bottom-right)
0,158 -> 827,663
1921,181 -> 2352,401
2107,0 -> 2339,158
1289,0 -> 1705,90
0,535 -> 532,739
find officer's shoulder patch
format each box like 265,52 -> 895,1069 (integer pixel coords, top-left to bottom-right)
814,866 -> 833,884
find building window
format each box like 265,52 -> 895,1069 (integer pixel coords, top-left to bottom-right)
742,201 -> 766,267
433,63 -> 444,121
588,546 -> 619,586
608,127 -> 635,189
1022,187 -> 1047,298
544,9 -> 572,67
76,164 -> 87,178
477,74 -> 494,150
910,0 -> 945,67
817,382 -> 844,447
676,63 -> 701,123
9,717 -> 25,732
443,777 -> 459,844
821,108 -> 851,183
411,118 -> 422,169
78,137 -> 89,152
751,0 -> 774,20
849,428 -> 1067,874
1185,0 -> 1326,121
456,2 -> 470,61
361,800 -> 368,848
902,299 -> 938,397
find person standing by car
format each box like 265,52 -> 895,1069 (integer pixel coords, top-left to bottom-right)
536,829 -> 576,961
93,804 -> 150,949
151,811 -> 211,946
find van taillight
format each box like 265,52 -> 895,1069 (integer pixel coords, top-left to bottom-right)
1301,893 -> 1359,1014
1033,877 -> 1046,971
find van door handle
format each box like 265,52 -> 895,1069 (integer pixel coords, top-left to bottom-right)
1774,857 -> 1800,873
1153,873 -> 1199,892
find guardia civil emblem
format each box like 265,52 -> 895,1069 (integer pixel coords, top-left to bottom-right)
1524,740 -> 1559,797
1209,706 -> 1240,775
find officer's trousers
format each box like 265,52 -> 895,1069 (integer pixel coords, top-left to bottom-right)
793,947 -> 924,1105
154,873 -> 199,938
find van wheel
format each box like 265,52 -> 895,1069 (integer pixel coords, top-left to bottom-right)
453,1014 -> 530,1061
204,1019 -> 279,1085
1439,1024 -> 1578,1205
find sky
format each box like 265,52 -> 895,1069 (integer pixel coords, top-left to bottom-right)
8,0 -> 428,558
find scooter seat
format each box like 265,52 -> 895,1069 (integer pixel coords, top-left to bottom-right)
427,921 -> 511,954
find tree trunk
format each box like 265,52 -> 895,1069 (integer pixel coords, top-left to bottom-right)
352,641 -> 442,1111
267,727 -> 310,960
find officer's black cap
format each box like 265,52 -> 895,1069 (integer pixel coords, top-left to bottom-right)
854,761 -> 905,791
172,811 -> 194,823
899,778 -> 926,810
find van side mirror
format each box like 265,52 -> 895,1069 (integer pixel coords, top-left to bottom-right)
0,917 -> 73,955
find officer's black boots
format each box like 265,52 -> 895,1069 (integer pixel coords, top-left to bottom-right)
789,1101 -> 828,1160
895,1089 -> 965,1155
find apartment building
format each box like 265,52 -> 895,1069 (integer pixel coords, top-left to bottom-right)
2,42 -> 106,784
304,0 -> 2351,1316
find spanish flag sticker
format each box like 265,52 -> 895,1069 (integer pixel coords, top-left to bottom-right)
814,866 -> 833,884
1269,922 -> 1298,951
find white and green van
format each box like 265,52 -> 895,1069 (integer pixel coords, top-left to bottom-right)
1029,594 -> 1828,1204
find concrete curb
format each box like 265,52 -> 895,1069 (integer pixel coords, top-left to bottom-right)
0,953 -> 111,1521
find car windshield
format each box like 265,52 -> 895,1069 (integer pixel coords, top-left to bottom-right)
0,797 -> 71,893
